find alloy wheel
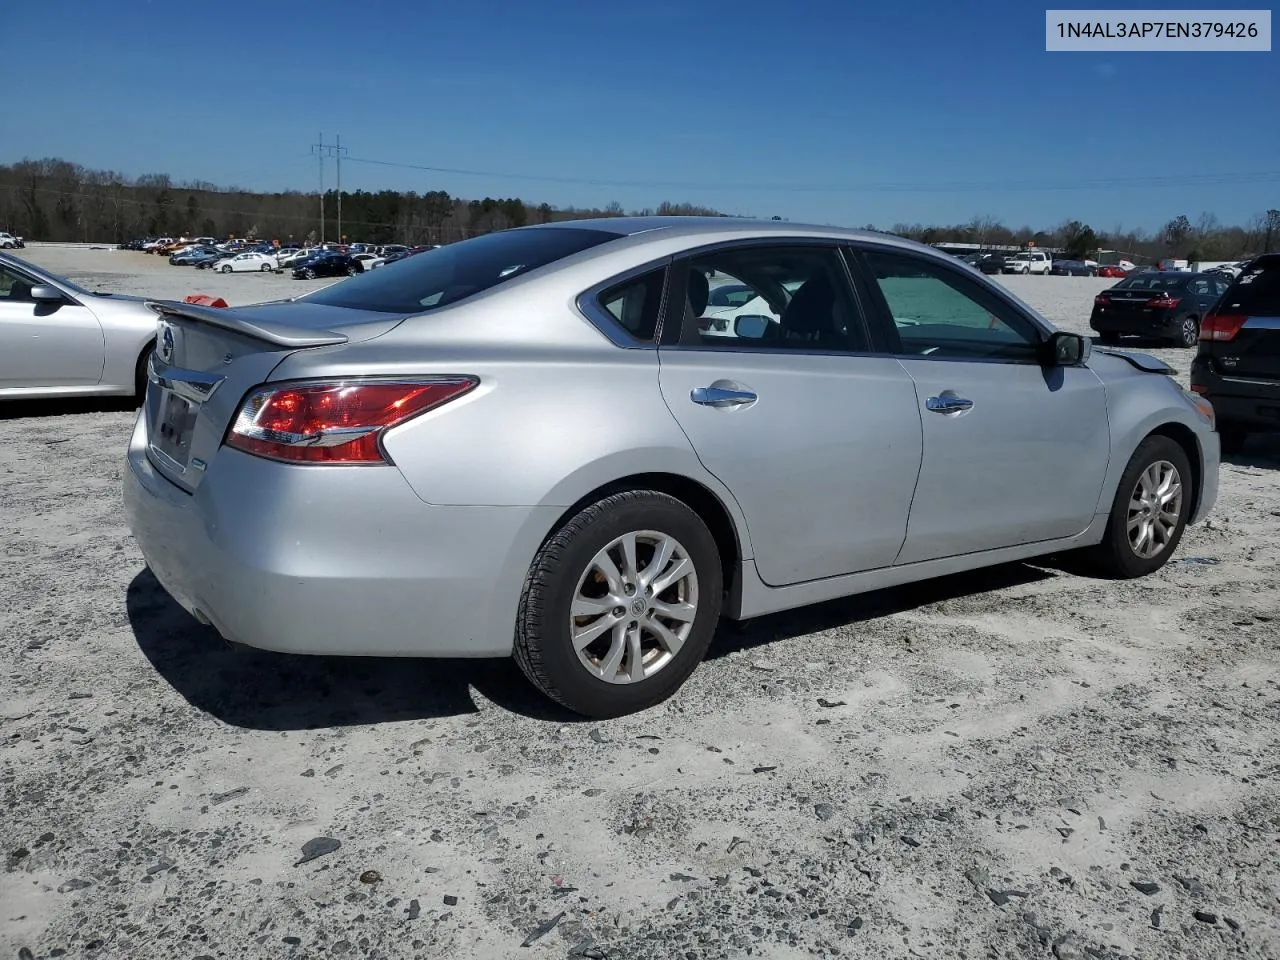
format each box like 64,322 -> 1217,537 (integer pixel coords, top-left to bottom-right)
569,530 -> 698,684
1181,317 -> 1199,346
1127,460 -> 1182,559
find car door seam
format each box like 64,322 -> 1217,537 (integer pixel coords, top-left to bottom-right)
888,357 -> 927,566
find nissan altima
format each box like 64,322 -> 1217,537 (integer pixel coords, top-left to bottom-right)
123,218 -> 1220,718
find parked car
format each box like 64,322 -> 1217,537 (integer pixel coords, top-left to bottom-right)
169,245 -> 221,266
1002,250 -> 1052,275
1090,271 -> 1231,347
1050,259 -> 1098,276
212,252 -> 279,274
352,253 -> 386,272
1190,254 -> 1280,453
123,217 -> 1219,718
0,251 -> 158,399
277,247 -> 316,269
291,251 -> 361,278
1097,264 -> 1129,278
0,232 -> 23,249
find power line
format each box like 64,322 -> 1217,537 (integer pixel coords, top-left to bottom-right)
343,154 -> 1280,194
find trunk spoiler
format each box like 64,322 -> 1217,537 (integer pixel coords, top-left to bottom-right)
1094,347 -> 1176,375
146,299 -> 349,348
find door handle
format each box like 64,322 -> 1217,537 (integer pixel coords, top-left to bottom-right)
926,394 -> 974,414
691,385 -> 757,408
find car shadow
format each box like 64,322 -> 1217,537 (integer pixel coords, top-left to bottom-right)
126,569 -> 579,730
1223,433 -> 1280,469
130,562 -> 1059,730
0,395 -> 138,421
706,562 -> 1055,660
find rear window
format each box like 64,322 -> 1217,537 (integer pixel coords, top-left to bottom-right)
1113,274 -> 1189,291
300,227 -> 618,314
1223,260 -> 1280,316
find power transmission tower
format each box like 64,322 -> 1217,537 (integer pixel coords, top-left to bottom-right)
310,133 -> 326,243
310,134 -> 348,243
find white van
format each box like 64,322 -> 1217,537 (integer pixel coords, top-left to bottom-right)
1002,251 -> 1052,275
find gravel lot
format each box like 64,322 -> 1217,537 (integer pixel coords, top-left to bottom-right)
3,247 -> 1279,960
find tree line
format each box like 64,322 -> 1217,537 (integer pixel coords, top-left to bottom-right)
1,158 -> 1276,264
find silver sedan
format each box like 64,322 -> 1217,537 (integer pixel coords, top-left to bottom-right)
0,252 -> 159,399
122,218 -> 1220,717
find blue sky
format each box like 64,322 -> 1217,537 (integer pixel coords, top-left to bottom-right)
2,0 -> 1276,231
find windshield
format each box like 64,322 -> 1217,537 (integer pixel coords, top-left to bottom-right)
301,227 -> 619,314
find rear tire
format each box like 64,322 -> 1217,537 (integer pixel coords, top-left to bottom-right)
1082,435 -> 1193,579
1098,331 -> 1121,346
514,490 -> 723,719
1217,426 -> 1249,455
1177,315 -> 1200,348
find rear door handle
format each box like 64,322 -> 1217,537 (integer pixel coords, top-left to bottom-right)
925,394 -> 974,414
691,386 -> 757,407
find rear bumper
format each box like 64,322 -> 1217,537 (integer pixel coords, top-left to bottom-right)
122,410 -> 559,658
1190,357 -> 1280,431
1090,309 -> 1181,336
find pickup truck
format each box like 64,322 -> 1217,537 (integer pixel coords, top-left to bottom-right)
1002,250 -> 1052,275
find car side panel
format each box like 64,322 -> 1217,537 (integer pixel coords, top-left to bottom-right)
1086,353 -> 1219,524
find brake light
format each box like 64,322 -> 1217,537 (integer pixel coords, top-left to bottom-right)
1145,294 -> 1181,309
226,378 -> 477,463
1200,313 -> 1247,342
1094,294 -> 1111,306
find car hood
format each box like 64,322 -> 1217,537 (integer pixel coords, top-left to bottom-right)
1090,348 -> 1177,378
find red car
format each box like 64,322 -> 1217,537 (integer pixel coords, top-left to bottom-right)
1097,265 -> 1129,278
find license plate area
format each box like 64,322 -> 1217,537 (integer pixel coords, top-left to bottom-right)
150,389 -> 198,470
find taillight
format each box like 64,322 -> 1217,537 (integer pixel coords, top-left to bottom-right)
225,378 -> 477,464
1145,294 -> 1181,309
1094,294 -> 1111,306
1200,313 -> 1247,342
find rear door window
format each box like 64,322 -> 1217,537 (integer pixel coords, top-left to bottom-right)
301,227 -> 620,314
1224,261 -> 1280,315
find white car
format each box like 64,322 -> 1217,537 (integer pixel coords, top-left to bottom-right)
1002,251 -> 1052,275
352,253 -> 386,271
212,252 -> 279,274
277,248 -> 318,268
0,232 -> 21,249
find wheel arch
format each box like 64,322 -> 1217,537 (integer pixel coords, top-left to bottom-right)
541,472 -> 747,611
1145,421 -> 1204,521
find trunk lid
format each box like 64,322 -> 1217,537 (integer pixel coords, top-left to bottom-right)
142,299 -> 407,493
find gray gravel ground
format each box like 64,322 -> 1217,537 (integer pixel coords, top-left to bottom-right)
2,248 -> 1279,960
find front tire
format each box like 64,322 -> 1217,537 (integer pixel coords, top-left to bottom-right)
1084,435 -> 1193,578
134,345 -> 154,403
261,263 -> 273,272
514,491 -> 723,718
221,265 -> 232,274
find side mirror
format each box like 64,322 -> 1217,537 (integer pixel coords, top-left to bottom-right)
733,314 -> 772,339
29,285 -> 65,304
1045,330 -> 1091,366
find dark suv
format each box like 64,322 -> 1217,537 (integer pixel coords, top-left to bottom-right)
1190,254 -> 1280,453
